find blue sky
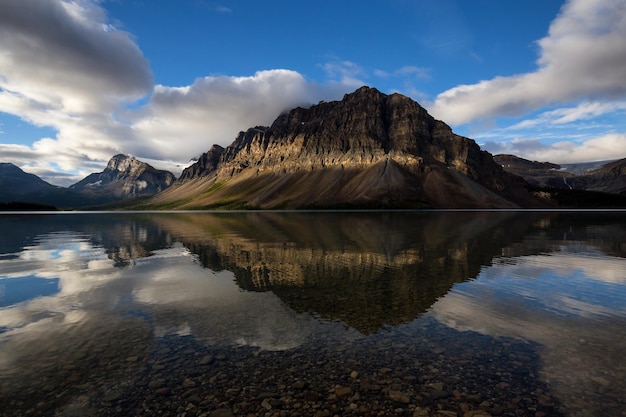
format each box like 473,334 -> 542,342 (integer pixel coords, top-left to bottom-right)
1,0 -> 626,186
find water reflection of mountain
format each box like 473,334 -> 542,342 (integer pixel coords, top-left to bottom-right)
0,214 -> 172,267
148,211 -> 544,333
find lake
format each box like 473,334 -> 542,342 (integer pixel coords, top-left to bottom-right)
0,211 -> 624,417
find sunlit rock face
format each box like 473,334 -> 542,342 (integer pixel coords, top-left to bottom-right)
154,87 -> 541,209
71,154 -> 175,198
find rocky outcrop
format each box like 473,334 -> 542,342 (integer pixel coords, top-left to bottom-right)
150,87 -> 543,209
179,145 -> 224,181
71,154 -> 175,198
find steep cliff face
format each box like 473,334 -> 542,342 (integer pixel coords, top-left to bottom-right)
71,154 -> 175,198
179,145 -> 225,181
152,87 -> 541,209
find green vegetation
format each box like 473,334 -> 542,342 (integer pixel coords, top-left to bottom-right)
202,180 -> 225,194
190,199 -> 257,210
269,199 -> 293,210
299,199 -> 432,210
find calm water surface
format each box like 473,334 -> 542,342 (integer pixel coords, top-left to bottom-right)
0,211 -> 624,417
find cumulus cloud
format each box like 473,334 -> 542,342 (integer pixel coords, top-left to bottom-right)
484,133 -> 626,164
477,100 -> 626,163
0,1 -> 355,185
129,70 -> 350,163
0,0 -> 152,113
0,0 -> 153,184
429,0 -> 626,125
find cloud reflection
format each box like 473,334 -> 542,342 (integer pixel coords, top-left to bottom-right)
429,249 -> 626,417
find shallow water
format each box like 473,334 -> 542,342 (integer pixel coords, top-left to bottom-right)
0,211 -> 624,416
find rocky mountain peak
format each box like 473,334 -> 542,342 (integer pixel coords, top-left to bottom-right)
71,154 -> 175,198
151,86 -> 542,209
106,154 -> 142,173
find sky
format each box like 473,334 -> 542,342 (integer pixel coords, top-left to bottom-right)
1,0 -> 626,186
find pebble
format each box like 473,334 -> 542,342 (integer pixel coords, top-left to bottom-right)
0,317 -> 587,417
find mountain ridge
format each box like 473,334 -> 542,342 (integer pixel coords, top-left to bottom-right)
0,155 -> 175,209
151,87 -> 540,209
3,88 -> 626,210
495,154 -> 626,195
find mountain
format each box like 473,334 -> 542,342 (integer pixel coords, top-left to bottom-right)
495,154 -> 626,195
70,154 -> 175,199
0,163 -> 111,209
148,87 -> 543,209
1,155 -> 176,209
573,158 -> 626,194
0,163 -> 58,201
494,154 -> 575,189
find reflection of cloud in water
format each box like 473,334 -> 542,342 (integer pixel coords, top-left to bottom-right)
0,241 -> 349,377
129,244 -> 340,350
490,249 -> 626,284
430,250 -> 626,417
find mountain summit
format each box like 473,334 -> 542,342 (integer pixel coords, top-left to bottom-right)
71,154 -> 175,199
149,87 -> 541,209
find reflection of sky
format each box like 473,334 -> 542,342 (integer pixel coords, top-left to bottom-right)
472,253 -> 626,318
0,276 -> 59,307
430,249 -> 626,417
431,249 -> 626,339
0,233 -> 349,375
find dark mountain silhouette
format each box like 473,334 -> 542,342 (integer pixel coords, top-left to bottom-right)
0,162 -> 58,200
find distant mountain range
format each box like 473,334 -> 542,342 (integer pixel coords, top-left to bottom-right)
494,154 -> 626,195
1,87 -> 626,210
0,155 -> 175,209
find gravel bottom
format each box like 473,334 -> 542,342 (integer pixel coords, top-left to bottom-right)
0,317 -> 576,417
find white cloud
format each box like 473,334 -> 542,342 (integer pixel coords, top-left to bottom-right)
128,70 -> 351,163
0,1 -> 355,186
0,0 -> 152,185
477,100 -> 626,163
0,0 -> 152,113
483,132 -> 626,163
319,60 -> 367,86
429,0 -> 626,125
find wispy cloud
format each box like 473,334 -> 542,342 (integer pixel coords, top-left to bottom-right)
476,100 -> 626,163
483,133 -> 626,163
215,6 -> 232,13
319,60 -> 367,86
374,66 -> 430,80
